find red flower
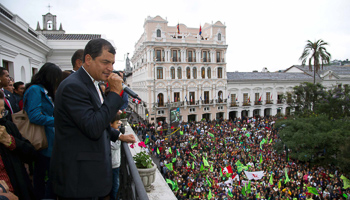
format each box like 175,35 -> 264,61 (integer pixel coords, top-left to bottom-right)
130,143 -> 135,148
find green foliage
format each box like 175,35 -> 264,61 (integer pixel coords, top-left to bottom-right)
317,85 -> 350,119
275,115 -> 350,171
133,151 -> 153,168
120,111 -> 127,119
299,39 -> 331,83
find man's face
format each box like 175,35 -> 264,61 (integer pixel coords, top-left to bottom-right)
0,70 -> 10,87
15,84 -> 25,96
4,81 -> 14,93
85,48 -> 115,81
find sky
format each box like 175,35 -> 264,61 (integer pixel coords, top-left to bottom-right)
2,0 -> 350,72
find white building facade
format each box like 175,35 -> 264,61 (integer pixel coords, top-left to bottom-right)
129,16 -> 350,124
0,3 -> 103,82
130,16 -> 228,123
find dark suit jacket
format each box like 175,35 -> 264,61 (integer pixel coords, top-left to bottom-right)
3,89 -> 19,121
50,67 -> 123,198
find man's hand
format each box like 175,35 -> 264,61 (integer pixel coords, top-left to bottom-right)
108,73 -> 123,95
0,126 -> 11,147
119,134 -> 136,143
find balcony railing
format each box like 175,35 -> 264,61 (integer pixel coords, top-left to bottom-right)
215,99 -> 227,104
254,101 -> 262,105
243,101 -> 251,106
265,100 -> 273,104
216,58 -> 225,63
230,102 -> 239,107
171,57 -> 181,62
155,57 -> 165,62
187,57 -> 196,62
202,58 -> 211,63
277,99 -> 283,104
119,142 -> 149,200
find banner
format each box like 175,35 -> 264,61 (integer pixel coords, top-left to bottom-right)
244,171 -> 265,180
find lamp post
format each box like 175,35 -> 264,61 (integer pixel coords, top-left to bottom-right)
153,56 -> 156,125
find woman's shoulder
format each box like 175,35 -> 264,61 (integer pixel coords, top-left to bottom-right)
25,84 -> 44,93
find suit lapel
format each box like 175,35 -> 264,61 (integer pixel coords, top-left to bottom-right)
77,68 -> 102,107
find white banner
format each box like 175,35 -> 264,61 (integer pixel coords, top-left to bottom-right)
244,171 -> 265,180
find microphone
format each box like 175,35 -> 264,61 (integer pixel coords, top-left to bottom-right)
112,70 -> 142,101
122,84 -> 141,101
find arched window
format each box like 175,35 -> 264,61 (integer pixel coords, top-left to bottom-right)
186,67 -> 191,79
218,33 -> 221,41
157,29 -> 161,37
201,67 -> 205,79
217,67 -> 223,78
171,67 -> 175,79
157,93 -> 164,107
192,67 -> 197,79
177,67 -> 182,79
207,67 -> 211,78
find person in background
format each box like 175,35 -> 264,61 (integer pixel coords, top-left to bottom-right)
0,68 -> 18,120
23,63 -> 62,199
12,81 -> 25,110
4,77 -> 14,94
70,49 -> 84,73
109,113 -> 123,200
0,91 -> 37,199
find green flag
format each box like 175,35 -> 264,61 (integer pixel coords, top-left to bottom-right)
210,164 -> 214,172
269,138 -> 273,144
145,138 -> 149,144
246,133 -> 250,137
208,132 -> 214,137
260,154 -> 263,164
269,173 -> 274,185
307,187 -> 318,196
285,169 -> 290,184
176,149 -> 180,156
242,127 -> 246,131
165,163 -> 173,171
166,179 -> 175,190
200,164 -> 205,171
191,143 -> 198,149
180,131 -> 183,135
157,147 -> 160,154
233,128 -> 236,132
187,161 -> 190,168
228,190 -> 233,197
169,147 -> 172,154
207,189 -> 212,200
246,181 -> 251,194
241,186 -> 246,196
239,135 -> 242,140
343,194 -> 348,199
206,177 -> 212,187
192,162 -> 194,169
190,152 -> 196,158
278,180 -> 281,189
341,175 -> 350,189
172,158 -> 176,163
203,157 -> 209,167
235,160 -> 243,167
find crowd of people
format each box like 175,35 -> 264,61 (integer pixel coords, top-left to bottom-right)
0,38 -> 135,200
132,116 -> 350,200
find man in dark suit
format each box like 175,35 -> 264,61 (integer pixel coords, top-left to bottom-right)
70,49 -> 84,73
50,39 -> 136,199
0,67 -> 19,120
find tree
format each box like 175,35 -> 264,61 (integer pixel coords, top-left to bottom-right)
286,82 -> 326,117
299,39 -> 331,84
274,115 -> 350,170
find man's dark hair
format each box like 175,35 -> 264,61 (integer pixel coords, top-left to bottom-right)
0,67 -> 8,77
26,62 -> 62,101
71,49 -> 84,67
14,81 -> 24,90
83,38 -> 116,63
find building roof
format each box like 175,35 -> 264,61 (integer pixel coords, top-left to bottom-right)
227,72 -> 313,81
291,65 -> 350,76
43,34 -> 101,40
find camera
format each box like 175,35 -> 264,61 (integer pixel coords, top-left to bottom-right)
119,123 -> 125,134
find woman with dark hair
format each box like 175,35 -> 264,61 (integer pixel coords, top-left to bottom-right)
0,91 -> 36,199
23,62 -> 62,199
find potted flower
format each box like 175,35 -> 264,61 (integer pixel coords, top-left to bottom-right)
119,111 -> 128,124
130,141 -> 156,192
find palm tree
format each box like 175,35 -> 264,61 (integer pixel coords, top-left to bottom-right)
299,39 -> 331,84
